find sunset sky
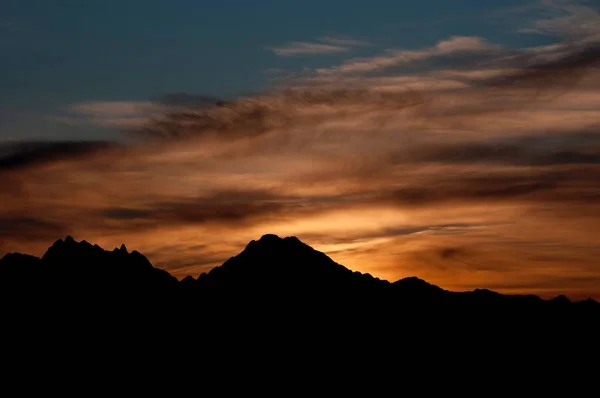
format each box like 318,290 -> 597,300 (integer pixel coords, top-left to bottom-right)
1,0 -> 600,299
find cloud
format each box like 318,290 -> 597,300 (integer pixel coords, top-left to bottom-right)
479,42 -> 600,92
298,223 -> 483,247
131,88 -> 428,141
376,167 -> 600,208
319,36 -> 372,47
389,130 -> 600,167
315,36 -> 498,76
438,247 -> 470,260
0,140 -> 120,172
99,189 -> 294,229
68,101 -> 148,117
269,35 -> 370,56
264,68 -> 286,75
55,101 -> 153,128
130,37 -> 600,144
151,93 -> 225,108
0,216 -> 68,241
519,1 -> 600,40
270,42 -> 349,56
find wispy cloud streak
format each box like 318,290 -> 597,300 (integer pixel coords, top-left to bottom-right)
270,35 -> 371,56
270,42 -> 349,56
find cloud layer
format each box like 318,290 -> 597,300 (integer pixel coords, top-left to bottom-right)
2,1 -> 600,300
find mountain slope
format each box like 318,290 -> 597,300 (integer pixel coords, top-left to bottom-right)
193,234 -> 389,289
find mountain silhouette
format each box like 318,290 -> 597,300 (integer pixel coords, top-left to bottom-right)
1,234 -> 597,313
191,234 -> 389,289
1,233 -> 598,369
1,235 -> 177,293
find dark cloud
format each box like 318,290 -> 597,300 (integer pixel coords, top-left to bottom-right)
132,88 -> 427,141
438,247 -> 469,260
0,141 -> 119,172
101,189 -> 292,227
384,180 -> 553,206
392,130 -> 600,166
102,208 -> 154,220
375,166 -> 600,207
152,93 -> 226,108
93,164 -> 600,232
0,216 -> 68,240
481,42 -> 600,91
404,244 -> 497,273
408,246 -> 486,272
133,102 -> 273,140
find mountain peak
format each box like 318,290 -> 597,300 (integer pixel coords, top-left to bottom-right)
244,234 -> 304,252
199,233 -> 367,288
551,294 -> 571,304
50,235 -> 77,248
26,237 -> 178,291
255,235 -> 316,257
393,276 -> 443,291
259,233 -> 282,242
256,234 -> 304,246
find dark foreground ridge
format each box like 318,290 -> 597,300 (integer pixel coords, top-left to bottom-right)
1,234 -> 598,363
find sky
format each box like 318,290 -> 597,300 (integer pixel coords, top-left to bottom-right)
1,0 -> 600,299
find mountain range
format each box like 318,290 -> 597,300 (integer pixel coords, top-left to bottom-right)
1,233 -> 597,312
2,232 -> 598,367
